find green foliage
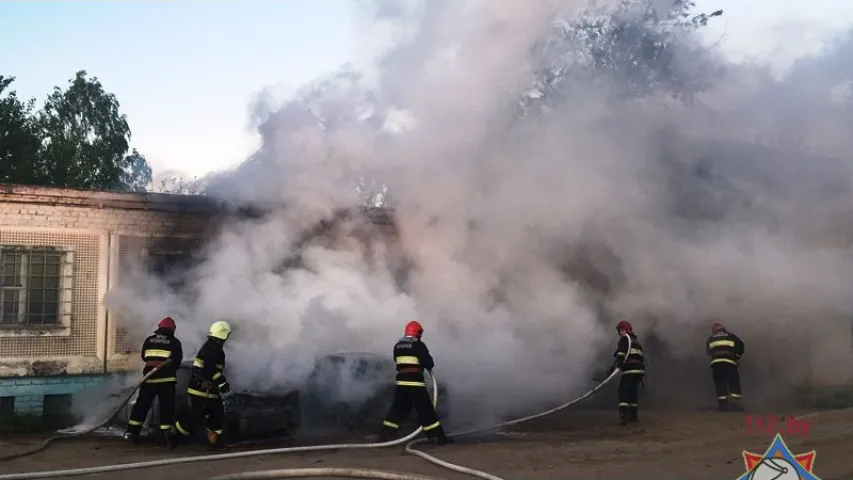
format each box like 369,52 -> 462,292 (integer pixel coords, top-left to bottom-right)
119,148 -> 153,193
0,71 -> 152,191
0,76 -> 41,185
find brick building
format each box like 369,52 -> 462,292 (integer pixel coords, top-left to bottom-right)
3,181 -> 849,418
0,184 -> 218,417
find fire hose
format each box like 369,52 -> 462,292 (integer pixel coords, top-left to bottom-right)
206,359 -> 626,480
0,336 -> 630,480
0,359 -> 173,463
205,470 -> 445,480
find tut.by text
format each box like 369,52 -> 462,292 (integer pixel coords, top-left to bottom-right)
744,415 -> 811,440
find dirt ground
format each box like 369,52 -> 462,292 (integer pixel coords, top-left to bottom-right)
1,407 -> 852,480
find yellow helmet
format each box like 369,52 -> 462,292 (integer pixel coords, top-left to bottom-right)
208,320 -> 232,341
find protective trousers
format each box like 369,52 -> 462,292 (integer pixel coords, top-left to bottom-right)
381,385 -> 448,441
127,382 -> 176,437
173,393 -> 226,447
711,362 -> 742,410
617,373 -> 643,424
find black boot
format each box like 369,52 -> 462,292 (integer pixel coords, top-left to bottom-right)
206,431 -> 229,451
629,406 -> 638,423
207,438 -> 230,451
166,430 -> 183,449
431,426 -> 454,445
378,426 -> 397,442
122,430 -> 140,446
159,430 -> 173,448
619,406 -> 630,425
729,396 -> 743,411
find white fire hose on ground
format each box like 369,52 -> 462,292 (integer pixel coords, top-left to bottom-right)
207,362 -> 625,480
206,470 -> 446,480
0,360 -> 173,463
0,337 -> 630,480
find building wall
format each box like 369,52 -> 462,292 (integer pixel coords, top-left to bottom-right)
0,374 -> 113,415
0,184 -> 217,417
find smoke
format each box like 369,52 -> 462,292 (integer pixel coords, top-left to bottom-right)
107,0 -> 853,428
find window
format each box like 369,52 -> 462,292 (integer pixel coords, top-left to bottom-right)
0,246 -> 73,329
146,251 -> 191,277
143,249 -> 193,292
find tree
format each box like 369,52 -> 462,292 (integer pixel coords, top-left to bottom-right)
522,0 -> 723,114
154,173 -> 204,195
117,148 -> 153,192
0,70 -> 153,191
0,76 -> 41,185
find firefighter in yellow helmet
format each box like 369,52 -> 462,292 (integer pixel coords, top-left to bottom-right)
168,320 -> 233,450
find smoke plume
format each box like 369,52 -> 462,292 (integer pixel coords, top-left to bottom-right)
107,0 -> 853,428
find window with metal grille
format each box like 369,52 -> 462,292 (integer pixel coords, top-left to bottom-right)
0,246 -> 74,328
143,249 -> 193,293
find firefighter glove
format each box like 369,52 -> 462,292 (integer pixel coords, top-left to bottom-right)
219,382 -> 231,395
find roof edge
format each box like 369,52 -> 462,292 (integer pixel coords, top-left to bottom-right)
0,183 -> 223,214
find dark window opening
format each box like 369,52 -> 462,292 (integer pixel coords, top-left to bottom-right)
0,396 -> 14,416
43,394 -> 72,416
145,250 -> 194,293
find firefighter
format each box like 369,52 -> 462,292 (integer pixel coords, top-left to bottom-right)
169,320 -> 233,450
706,322 -> 745,411
609,319 -> 646,425
123,316 -> 183,446
379,320 -> 453,445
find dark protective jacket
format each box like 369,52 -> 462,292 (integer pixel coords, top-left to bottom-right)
393,336 -> 435,387
613,333 -> 646,375
140,327 -> 183,383
187,337 -> 231,399
706,330 -> 745,367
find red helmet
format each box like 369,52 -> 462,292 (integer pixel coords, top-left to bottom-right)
158,316 -> 176,331
616,320 -> 633,334
711,322 -> 725,333
404,320 -> 423,338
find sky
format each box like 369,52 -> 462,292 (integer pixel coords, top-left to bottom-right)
1,0 -> 851,181
0,0 -> 356,181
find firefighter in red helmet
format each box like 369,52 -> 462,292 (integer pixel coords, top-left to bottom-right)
706,322 -> 745,411
124,316 -> 183,446
608,319 -> 646,425
379,320 -> 453,445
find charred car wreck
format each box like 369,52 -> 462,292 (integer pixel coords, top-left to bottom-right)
111,352 -> 450,442
111,205 -> 445,442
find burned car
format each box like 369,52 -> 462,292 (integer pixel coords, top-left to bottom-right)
111,352 -> 450,441
301,352 -> 451,431
110,360 -> 301,443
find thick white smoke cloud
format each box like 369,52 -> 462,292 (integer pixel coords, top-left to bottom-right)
107,0 -> 853,426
